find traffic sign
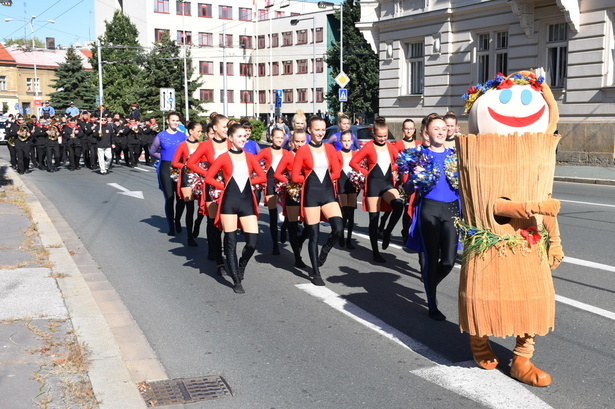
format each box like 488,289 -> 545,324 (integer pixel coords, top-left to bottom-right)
339,88 -> 348,102
160,87 -> 176,112
275,89 -> 283,108
33,97 -> 42,107
335,72 -> 350,88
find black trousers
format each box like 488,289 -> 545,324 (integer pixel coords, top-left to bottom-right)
14,140 -> 31,174
66,144 -> 82,170
6,143 -> 17,168
46,144 -> 61,170
418,198 -> 460,312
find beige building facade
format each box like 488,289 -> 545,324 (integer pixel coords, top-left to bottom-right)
358,0 -> 615,164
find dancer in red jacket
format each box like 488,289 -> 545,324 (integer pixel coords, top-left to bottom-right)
291,116 -> 343,286
350,117 -> 404,262
205,123 -> 266,294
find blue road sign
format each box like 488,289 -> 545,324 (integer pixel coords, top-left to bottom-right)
275,89 -> 283,108
339,88 -> 348,102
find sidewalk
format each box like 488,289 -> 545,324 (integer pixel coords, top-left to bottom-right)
0,162 -> 156,408
0,161 -> 613,408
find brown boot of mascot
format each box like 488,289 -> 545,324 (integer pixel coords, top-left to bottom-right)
470,335 -> 498,370
510,334 -> 552,387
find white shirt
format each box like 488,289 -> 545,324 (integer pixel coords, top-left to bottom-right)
231,155 -> 249,193
376,148 -> 391,174
271,151 -> 283,172
342,154 -> 352,176
312,150 -> 329,183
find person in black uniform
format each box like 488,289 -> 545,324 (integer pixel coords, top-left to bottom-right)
5,114 -> 18,170
78,111 -> 94,169
9,115 -> 32,174
45,119 -> 62,172
94,116 -> 115,174
62,116 -> 83,171
87,115 -> 99,169
126,118 -> 142,167
141,117 -> 158,165
113,119 -> 130,166
27,115 -> 41,169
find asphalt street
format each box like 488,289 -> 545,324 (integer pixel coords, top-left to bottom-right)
5,149 -> 614,409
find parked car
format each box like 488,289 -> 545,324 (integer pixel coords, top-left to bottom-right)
0,117 -> 7,144
325,124 -> 395,147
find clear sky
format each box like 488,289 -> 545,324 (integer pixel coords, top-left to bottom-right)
0,0 -> 95,47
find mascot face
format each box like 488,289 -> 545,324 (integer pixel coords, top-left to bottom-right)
465,72 -> 558,135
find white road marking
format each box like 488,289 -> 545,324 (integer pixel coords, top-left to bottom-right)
107,183 -> 144,199
562,256 -> 615,273
296,284 -> 553,409
133,166 -> 151,172
555,295 -> 615,320
559,199 -> 615,208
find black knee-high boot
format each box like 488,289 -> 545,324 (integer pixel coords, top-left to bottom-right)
307,224 -> 324,285
238,232 -> 258,280
369,212 -> 385,262
339,209 -> 346,247
318,217 -> 343,266
288,221 -> 306,267
343,206 -> 356,249
185,201 -> 197,246
280,219 -> 288,244
401,205 -> 410,242
207,218 -> 216,260
224,231 -> 244,294
193,212 -> 204,238
383,199 -> 404,250
174,199 -> 185,233
268,209 -> 280,255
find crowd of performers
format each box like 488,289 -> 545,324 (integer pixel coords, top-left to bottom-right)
152,110 -> 461,320
3,111 -> 162,175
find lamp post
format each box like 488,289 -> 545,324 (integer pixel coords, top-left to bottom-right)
5,16 -> 55,116
318,1 -> 343,112
291,16 -> 316,115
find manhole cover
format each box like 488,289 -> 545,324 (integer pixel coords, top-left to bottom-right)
138,376 -> 233,407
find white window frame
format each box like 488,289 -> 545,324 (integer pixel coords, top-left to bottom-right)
26,77 -> 40,93
545,22 -> 568,88
405,41 -> 424,95
0,76 -> 7,91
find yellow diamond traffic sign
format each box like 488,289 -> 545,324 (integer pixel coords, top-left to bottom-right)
335,72 -> 350,88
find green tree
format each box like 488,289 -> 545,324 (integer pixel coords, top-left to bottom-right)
48,46 -> 96,112
324,0 -> 379,118
90,10 -> 144,116
4,37 -> 45,48
138,32 -> 204,121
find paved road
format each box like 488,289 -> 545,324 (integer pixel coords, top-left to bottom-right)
7,153 -> 615,409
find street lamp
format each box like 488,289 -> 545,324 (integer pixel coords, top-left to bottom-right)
291,17 -> 316,115
318,1 -> 344,112
5,16 -> 55,116
1,1 -> 13,6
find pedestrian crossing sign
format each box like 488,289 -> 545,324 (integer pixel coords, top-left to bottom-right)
339,88 -> 348,102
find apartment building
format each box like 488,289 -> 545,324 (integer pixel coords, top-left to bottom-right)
358,0 -> 615,164
95,0 -> 337,121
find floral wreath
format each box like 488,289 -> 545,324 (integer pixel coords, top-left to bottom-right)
396,146 -> 458,194
461,72 -> 545,114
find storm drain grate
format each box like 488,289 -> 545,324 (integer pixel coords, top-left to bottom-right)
138,376 -> 233,407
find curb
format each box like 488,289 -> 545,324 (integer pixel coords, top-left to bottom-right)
7,165 -> 151,408
554,176 -> 615,186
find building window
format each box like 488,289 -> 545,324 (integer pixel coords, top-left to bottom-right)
276,11 -> 284,18
282,60 -> 293,75
200,89 -> 213,102
220,62 -> 233,75
240,63 -> 253,77
259,90 -> 267,104
219,5 -> 232,19
297,59 -> 308,74
271,33 -> 279,48
547,23 -> 568,88
155,28 -> 170,42
282,31 -> 292,46
199,32 -> 212,46
220,90 -> 234,103
177,30 -> 192,45
0,76 -> 6,91
199,61 -> 213,75
271,62 -> 279,76
316,87 -> 324,102
407,41 -> 424,95
219,34 -> 233,47
258,63 -> 266,77
198,3 -> 212,17
239,7 -> 251,21
297,88 -> 307,102
258,35 -> 266,49
495,31 -> 508,76
283,89 -> 293,103
176,1 -> 191,16
239,35 -> 252,49
296,30 -> 308,45
315,27 -> 323,43
155,0 -> 169,13
476,33 -> 490,84
259,9 -> 268,20
314,58 -> 323,73
241,90 -> 253,103
26,78 -> 40,93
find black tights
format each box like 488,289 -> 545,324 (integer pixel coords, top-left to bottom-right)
307,216 -> 343,277
207,217 -> 223,265
268,208 -> 279,252
224,230 -> 258,281
419,199 -> 460,312
185,200 -> 204,238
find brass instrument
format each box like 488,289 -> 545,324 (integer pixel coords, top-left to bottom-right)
47,122 -> 59,141
151,124 -> 160,134
17,124 -> 30,142
131,123 -> 140,134
7,135 -> 15,147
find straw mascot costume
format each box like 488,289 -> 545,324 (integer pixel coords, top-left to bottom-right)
456,71 -> 564,386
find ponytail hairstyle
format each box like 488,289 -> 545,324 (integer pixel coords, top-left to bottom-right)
373,116 -> 388,132
227,122 -> 244,138
186,120 -> 200,133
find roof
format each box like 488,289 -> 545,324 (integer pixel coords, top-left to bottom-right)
0,44 -> 92,70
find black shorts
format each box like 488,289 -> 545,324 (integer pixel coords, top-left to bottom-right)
220,178 -> 256,217
338,171 -> 357,195
303,172 -> 336,207
367,166 -> 395,197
